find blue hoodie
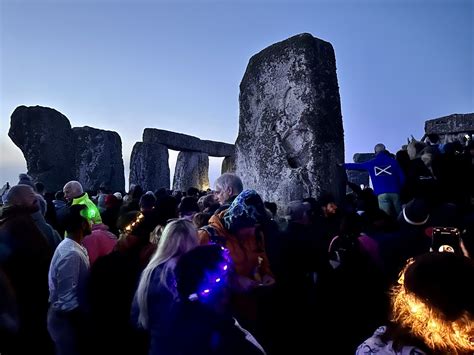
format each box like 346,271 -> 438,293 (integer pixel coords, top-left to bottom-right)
345,152 -> 405,195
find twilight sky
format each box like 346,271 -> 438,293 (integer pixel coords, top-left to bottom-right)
0,0 -> 472,191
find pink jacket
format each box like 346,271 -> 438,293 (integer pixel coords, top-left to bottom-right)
82,224 -> 118,265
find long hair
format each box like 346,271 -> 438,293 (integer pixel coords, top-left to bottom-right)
135,218 -> 199,329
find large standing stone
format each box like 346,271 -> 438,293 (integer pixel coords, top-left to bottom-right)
8,105 -> 75,192
235,33 -> 345,210
9,105 -> 127,193
130,142 -> 170,192
221,155 -> 236,174
73,126 -> 125,193
173,152 -> 209,192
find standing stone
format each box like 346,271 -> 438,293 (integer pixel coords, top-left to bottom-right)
425,113 -> 474,143
235,33 -> 345,211
73,127 -> 125,193
8,105 -> 75,192
173,152 -> 209,192
221,155 -> 236,174
346,153 -> 375,191
130,142 -> 170,192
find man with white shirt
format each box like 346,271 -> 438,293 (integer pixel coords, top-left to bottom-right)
48,204 -> 91,355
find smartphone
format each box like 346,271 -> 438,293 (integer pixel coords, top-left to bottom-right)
431,227 -> 461,254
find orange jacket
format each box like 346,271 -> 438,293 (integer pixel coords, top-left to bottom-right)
198,210 -> 273,280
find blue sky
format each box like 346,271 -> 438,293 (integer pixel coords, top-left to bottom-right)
1,0 -> 472,191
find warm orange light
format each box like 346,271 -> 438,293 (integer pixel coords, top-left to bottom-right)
391,284 -> 474,353
124,212 -> 145,233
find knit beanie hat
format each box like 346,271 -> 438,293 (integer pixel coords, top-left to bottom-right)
17,173 -> 35,188
223,189 -> 267,233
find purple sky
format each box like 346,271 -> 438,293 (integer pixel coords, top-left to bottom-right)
1,0 -> 472,191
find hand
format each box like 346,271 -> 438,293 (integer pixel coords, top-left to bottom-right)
260,274 -> 276,287
235,275 -> 260,292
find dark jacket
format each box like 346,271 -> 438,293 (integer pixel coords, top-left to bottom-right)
160,301 -> 265,355
0,205 -> 53,354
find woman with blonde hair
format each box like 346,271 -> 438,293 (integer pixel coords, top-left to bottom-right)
133,218 -> 199,355
356,252 -> 474,354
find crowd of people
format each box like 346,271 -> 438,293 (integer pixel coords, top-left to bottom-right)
0,136 -> 473,355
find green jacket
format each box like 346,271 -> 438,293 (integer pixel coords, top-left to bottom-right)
71,193 -> 102,225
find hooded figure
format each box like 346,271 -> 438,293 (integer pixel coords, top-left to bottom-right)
197,190 -> 275,335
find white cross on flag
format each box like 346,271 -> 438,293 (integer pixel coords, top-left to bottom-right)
374,165 -> 392,176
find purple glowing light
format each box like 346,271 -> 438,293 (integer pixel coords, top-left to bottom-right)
215,278 -> 221,283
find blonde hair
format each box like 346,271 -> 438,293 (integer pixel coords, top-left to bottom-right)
135,219 -> 198,329
390,256 -> 474,354
391,284 -> 473,354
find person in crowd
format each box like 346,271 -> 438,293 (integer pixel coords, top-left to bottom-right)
343,143 -> 405,217
53,190 -> 68,237
139,192 -> 160,236
277,200 -> 328,353
47,204 -> 91,355
53,190 -> 66,210
87,211 -> 152,355
154,192 -> 179,226
178,196 -> 200,220
63,180 -> 102,225
193,212 -> 211,228
81,222 -> 117,265
0,184 -> 53,354
159,244 -> 267,355
198,189 -> 275,339
311,193 -> 343,250
93,185 -> 108,213
35,182 -> 46,196
357,252 -> 474,354
198,193 -> 220,214
43,191 -> 60,233
0,266 -> 19,354
263,202 -> 277,219
214,173 -> 244,207
121,184 -> 144,213
17,173 -> 35,188
133,219 -> 199,354
32,193 -> 62,249
100,194 -> 121,235
186,187 -> 200,199
325,213 -> 387,353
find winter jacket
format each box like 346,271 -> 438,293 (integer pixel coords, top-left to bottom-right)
198,210 -> 273,280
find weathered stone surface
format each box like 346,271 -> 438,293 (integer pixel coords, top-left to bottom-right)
235,33 -> 345,210
347,153 -> 375,190
73,126 -> 125,193
8,105 -> 75,192
143,128 -> 234,157
9,105 -> 126,193
425,113 -> 474,143
172,151 -> 209,192
221,155 -> 236,174
130,142 -> 170,192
